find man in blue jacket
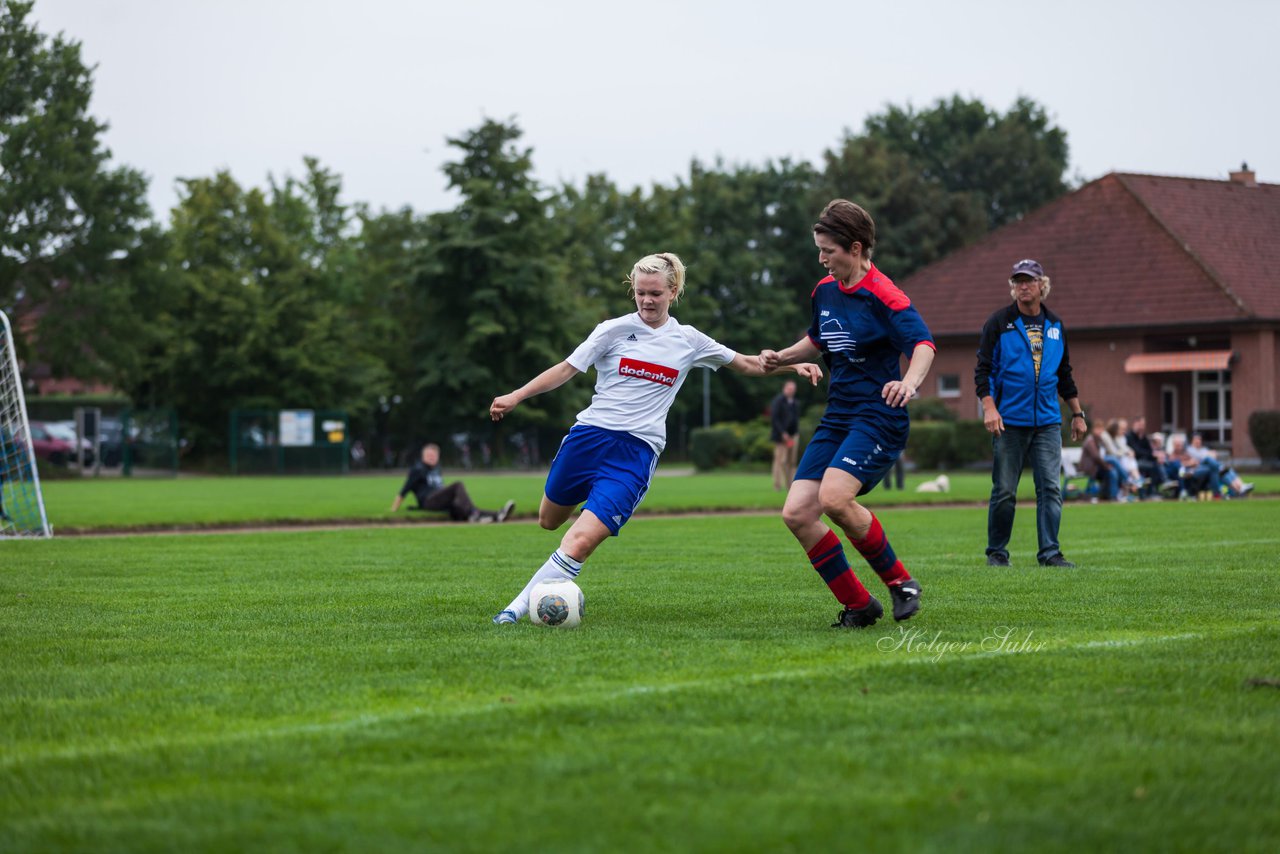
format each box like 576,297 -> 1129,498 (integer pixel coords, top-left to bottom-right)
975,259 -> 1087,568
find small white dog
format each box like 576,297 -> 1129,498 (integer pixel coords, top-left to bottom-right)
914,474 -> 951,494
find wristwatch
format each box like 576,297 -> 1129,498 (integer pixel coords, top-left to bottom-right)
1072,412 -> 1087,424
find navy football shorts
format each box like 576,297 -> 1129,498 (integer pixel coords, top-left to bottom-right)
544,424 -> 658,535
795,417 -> 907,496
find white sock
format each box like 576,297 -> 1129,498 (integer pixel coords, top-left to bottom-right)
504,549 -> 584,619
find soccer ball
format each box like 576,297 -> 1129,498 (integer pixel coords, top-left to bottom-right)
530,579 -> 584,629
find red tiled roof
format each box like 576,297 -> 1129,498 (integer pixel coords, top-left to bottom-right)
900,171 -> 1280,337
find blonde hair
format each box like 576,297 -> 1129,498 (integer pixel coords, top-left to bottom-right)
628,252 -> 687,304
1009,275 -> 1052,301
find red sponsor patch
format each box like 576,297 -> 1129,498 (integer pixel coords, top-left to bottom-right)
618,357 -> 678,386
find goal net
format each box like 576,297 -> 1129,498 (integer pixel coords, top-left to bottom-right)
1,311 -> 52,538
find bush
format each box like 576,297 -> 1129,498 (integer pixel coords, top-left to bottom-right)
906,422 -> 954,469
910,397 -> 958,422
951,420 -> 993,466
741,421 -> 774,463
690,427 -> 743,471
1248,410 -> 1280,467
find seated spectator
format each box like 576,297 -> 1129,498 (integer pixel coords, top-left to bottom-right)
1184,433 -> 1254,498
1149,432 -> 1168,464
1147,431 -> 1178,496
1124,416 -> 1163,497
1186,432 -> 1218,465
1166,434 -> 1220,500
1100,418 -> 1141,500
391,443 -> 515,522
1080,421 -> 1121,501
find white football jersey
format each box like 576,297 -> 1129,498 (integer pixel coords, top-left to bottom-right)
566,313 -> 735,453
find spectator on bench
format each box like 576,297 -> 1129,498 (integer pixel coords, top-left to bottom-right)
1125,416 -> 1163,498
1080,420 -> 1121,502
1101,418 -> 1143,498
1187,433 -> 1254,498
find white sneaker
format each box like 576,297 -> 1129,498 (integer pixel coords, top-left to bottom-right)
496,500 -> 516,523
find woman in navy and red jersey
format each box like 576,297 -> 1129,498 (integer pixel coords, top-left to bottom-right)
760,200 -> 936,628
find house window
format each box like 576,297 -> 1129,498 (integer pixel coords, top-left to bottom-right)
1192,370 -> 1232,443
937,374 -> 961,399
1160,384 -> 1178,433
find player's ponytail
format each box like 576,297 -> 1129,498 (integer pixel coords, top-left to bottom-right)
628,252 -> 687,304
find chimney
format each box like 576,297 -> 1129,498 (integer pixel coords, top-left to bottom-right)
1229,162 -> 1257,187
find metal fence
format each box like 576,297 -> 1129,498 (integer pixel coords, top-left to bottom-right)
229,409 -> 349,475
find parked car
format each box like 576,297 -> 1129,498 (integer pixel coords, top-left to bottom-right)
26,421 -> 75,466
44,420 -> 95,467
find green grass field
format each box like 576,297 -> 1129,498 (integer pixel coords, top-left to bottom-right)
31,469 -> 1280,531
2,495 -> 1278,851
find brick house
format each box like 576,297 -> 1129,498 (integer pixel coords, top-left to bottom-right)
899,166 -> 1279,463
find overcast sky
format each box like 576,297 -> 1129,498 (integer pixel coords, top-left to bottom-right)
31,0 -> 1280,221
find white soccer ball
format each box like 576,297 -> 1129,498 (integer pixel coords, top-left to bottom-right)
530,579 -> 584,629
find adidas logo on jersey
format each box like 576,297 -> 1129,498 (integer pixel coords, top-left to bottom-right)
612,515 -> 622,524
626,333 -> 637,341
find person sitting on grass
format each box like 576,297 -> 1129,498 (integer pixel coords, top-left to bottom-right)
390,443 -> 514,523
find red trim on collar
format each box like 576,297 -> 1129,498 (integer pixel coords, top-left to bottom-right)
838,264 -> 911,310
811,274 -> 837,298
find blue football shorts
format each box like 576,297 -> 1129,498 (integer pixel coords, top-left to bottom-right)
795,417 -> 907,496
543,424 -> 659,535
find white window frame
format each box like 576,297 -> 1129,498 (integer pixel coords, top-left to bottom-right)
937,374 -> 961,399
1192,370 -> 1231,443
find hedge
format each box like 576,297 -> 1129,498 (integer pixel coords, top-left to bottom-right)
1248,410 -> 1280,467
692,412 -> 992,471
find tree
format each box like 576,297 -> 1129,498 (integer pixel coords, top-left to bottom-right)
861,95 -> 1070,231
127,168 -> 387,455
410,119 -> 586,454
346,203 -> 429,451
821,95 -> 1070,279
820,135 -> 988,280
0,1 -> 154,376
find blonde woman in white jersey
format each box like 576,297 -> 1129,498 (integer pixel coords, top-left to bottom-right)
489,252 -> 821,623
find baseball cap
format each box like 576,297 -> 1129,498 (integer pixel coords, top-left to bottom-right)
1010,259 -> 1044,279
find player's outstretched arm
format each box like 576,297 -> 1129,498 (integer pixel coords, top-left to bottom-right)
758,337 -> 821,372
491,361 -> 581,421
726,353 -> 823,386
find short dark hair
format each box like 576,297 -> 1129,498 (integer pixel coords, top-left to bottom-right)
813,199 -> 876,257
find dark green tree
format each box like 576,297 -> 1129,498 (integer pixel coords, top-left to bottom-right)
820,95 -> 1070,279
549,172 -> 632,318
0,0 -> 155,377
820,135 -> 989,280
410,119 -> 587,452
863,95 -> 1070,230
129,169 -> 387,455
347,204 -> 429,447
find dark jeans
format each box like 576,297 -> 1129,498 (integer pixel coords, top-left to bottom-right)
1094,464 -> 1120,501
987,425 -> 1064,563
1136,458 -> 1161,495
416,482 -> 478,521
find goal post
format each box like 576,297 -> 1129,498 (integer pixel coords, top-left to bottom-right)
0,310 -> 52,538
